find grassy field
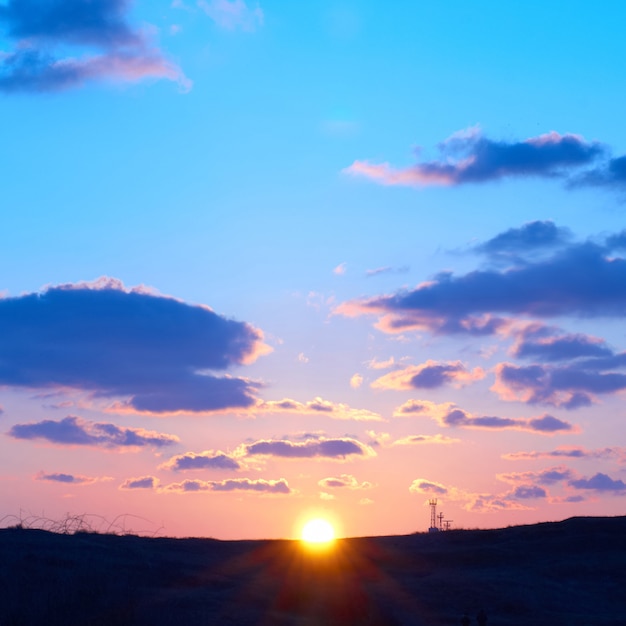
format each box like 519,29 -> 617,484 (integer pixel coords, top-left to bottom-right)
1,516 -> 625,625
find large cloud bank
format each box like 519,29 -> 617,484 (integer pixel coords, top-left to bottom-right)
0,278 -> 269,413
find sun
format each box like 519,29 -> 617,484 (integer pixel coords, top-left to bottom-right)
301,518 -> 335,544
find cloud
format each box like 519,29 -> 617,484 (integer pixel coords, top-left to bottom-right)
503,446 -> 624,461
349,373 -> 363,389
318,474 -> 372,490
344,129 -> 603,187
160,451 -> 240,471
163,477 -> 292,494
242,436 -> 376,460
574,155 -> 626,189
0,0 -> 188,92
409,479 -> 447,496
8,416 -> 179,449
120,476 -> 158,490
512,325 -> 613,362
333,262 -> 347,275
498,467 -> 573,486
198,0 -> 263,31
510,485 -> 547,499
392,434 -> 459,446
409,477 -> 537,512
493,361 -> 626,409
568,472 -> 626,492
0,278 -> 269,413
393,399 -> 439,417
365,266 -> 410,278
476,221 -> 572,258
35,471 -> 98,485
337,235 -> 626,335
441,407 -> 573,434
366,357 -> 396,370
371,360 -> 485,390
255,397 -> 382,421
395,400 -> 573,434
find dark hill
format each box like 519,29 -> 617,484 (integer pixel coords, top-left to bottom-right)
1,516 -> 625,625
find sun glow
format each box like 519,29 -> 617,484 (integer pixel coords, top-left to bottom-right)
301,518 -> 335,544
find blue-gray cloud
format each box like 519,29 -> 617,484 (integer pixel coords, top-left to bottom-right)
494,360 -> 626,409
513,330 -> 613,362
345,130 -> 604,187
0,279 -> 268,413
569,473 -> 626,492
162,452 -> 241,471
0,0 -> 186,92
511,485 -> 547,499
439,407 -> 572,434
163,478 -> 292,494
476,221 -> 572,258
244,437 -> 375,460
35,471 -> 96,484
339,232 -> 626,335
8,415 -> 179,449
120,476 -> 157,490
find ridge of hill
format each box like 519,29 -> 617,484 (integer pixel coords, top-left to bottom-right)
1,515 -> 625,625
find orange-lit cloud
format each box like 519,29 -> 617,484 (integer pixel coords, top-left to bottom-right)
317,474 -> 372,490
255,397 -> 383,421
372,360 -> 485,391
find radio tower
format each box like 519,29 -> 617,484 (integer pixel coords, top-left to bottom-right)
428,498 -> 439,533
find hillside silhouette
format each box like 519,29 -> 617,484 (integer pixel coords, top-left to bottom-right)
1,515 -> 625,625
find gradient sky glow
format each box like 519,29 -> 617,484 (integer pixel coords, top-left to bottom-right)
2,0 -> 626,539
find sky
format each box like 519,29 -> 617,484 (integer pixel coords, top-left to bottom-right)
2,0 -> 626,540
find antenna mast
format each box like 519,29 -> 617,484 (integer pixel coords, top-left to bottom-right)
428,498 -> 439,533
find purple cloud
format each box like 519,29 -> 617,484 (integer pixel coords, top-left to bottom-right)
256,397 -> 382,422
511,485 -> 547,499
409,479 -> 447,496
164,478 -> 292,494
503,446 -> 622,461
35,471 -> 96,485
344,129 -> 603,187
338,237 -> 626,335
0,278 -> 268,413
438,406 -> 572,434
161,452 -> 240,471
244,437 -> 375,460
494,361 -> 626,409
569,473 -> 626,492
318,474 -> 372,490
0,0 -> 188,92
8,415 -> 179,449
513,330 -> 613,362
120,476 -> 157,490
372,361 -> 484,390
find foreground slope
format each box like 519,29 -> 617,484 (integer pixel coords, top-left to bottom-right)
1,516 -> 625,625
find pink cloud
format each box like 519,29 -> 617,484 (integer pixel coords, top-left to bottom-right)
343,130 -> 602,188
371,360 -> 485,391
254,397 -> 383,421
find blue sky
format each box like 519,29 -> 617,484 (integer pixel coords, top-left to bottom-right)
1,1 -> 626,539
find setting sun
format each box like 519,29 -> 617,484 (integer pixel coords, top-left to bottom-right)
301,518 -> 335,544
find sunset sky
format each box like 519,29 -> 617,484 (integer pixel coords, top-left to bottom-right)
2,0 -> 626,540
